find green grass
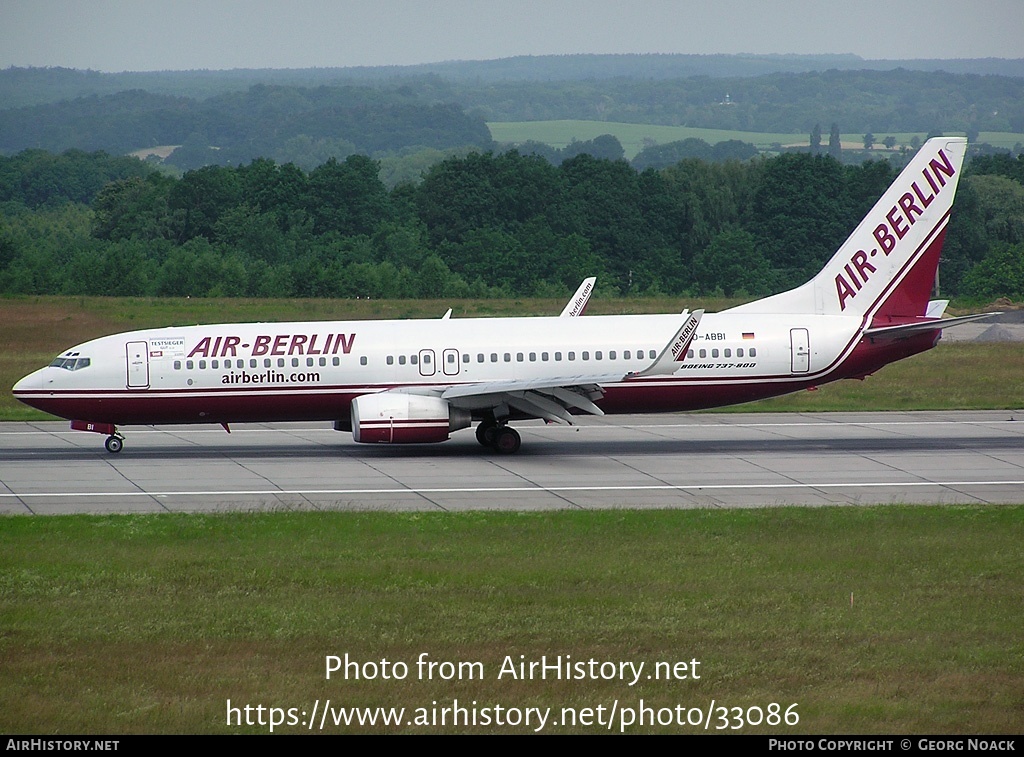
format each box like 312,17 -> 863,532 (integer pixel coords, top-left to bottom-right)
1,508 -> 1021,733
487,121 -> 1024,159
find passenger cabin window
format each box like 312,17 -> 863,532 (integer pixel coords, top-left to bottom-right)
387,355 -> 394,365
359,356 -> 367,366
398,355 -> 406,365
750,348 -> 757,357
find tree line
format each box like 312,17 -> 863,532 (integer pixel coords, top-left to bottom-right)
1,148 -> 1022,301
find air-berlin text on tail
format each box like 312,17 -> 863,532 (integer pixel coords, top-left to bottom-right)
835,148 -> 956,311
186,332 -> 356,359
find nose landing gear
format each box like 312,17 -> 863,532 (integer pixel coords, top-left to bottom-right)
70,420 -> 124,453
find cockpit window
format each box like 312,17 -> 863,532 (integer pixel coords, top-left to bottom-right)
49,357 -> 91,371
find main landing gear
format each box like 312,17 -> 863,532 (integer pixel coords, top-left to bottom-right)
104,435 -> 124,454
475,419 -> 521,454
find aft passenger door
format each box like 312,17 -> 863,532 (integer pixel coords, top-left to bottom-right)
790,328 -> 810,373
126,341 -> 150,388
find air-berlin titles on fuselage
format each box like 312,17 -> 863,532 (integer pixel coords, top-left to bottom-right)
186,333 -> 357,359
834,147 -> 956,311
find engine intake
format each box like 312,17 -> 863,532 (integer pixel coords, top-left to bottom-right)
351,393 -> 471,444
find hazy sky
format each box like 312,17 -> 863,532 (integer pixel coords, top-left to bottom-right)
3,0 -> 1023,72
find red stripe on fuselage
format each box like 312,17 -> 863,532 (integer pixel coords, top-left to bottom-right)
16,331 -> 938,424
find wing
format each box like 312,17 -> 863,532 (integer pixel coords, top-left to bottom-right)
435,310 -> 703,425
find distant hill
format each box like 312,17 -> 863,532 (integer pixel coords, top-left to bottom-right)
3,54 -> 1023,109
0,84 -> 493,169
3,58 -> 1023,164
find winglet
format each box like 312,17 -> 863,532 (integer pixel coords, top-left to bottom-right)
630,309 -> 703,378
560,277 -> 597,317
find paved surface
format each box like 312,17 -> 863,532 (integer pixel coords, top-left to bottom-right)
3,411 -> 1024,514
942,309 -> 1024,342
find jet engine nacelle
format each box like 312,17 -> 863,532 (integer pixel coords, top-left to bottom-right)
350,393 -> 472,444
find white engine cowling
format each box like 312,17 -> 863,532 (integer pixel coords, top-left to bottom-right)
351,393 -> 472,444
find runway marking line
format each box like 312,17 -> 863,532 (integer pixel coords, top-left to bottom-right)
3,480 -> 1024,498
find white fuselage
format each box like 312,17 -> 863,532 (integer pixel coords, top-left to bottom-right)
13,310 -> 926,426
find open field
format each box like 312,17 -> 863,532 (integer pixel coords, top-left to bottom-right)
3,296 -> 1021,421
487,121 -> 1024,159
1,507 -> 1021,734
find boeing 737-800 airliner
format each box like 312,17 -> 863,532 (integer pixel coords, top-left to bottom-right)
13,138 -> 992,453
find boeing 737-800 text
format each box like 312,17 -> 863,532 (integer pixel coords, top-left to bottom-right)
13,138 -> 991,453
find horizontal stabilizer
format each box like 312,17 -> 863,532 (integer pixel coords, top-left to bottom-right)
863,312 -> 1000,340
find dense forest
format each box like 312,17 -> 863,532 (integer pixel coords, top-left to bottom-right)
2,56 -> 1022,303
2,147 -> 1022,301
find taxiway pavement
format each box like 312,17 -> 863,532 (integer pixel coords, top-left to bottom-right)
2,411 -> 1024,515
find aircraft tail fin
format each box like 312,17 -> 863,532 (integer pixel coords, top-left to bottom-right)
727,137 -> 967,322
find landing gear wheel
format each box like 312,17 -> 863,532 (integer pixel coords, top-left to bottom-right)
494,426 -> 521,454
476,420 -> 498,447
104,435 -> 123,454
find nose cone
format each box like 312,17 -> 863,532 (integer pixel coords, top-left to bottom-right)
12,368 -> 44,398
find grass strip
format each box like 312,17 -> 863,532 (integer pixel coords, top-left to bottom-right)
1,507 -> 1022,733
